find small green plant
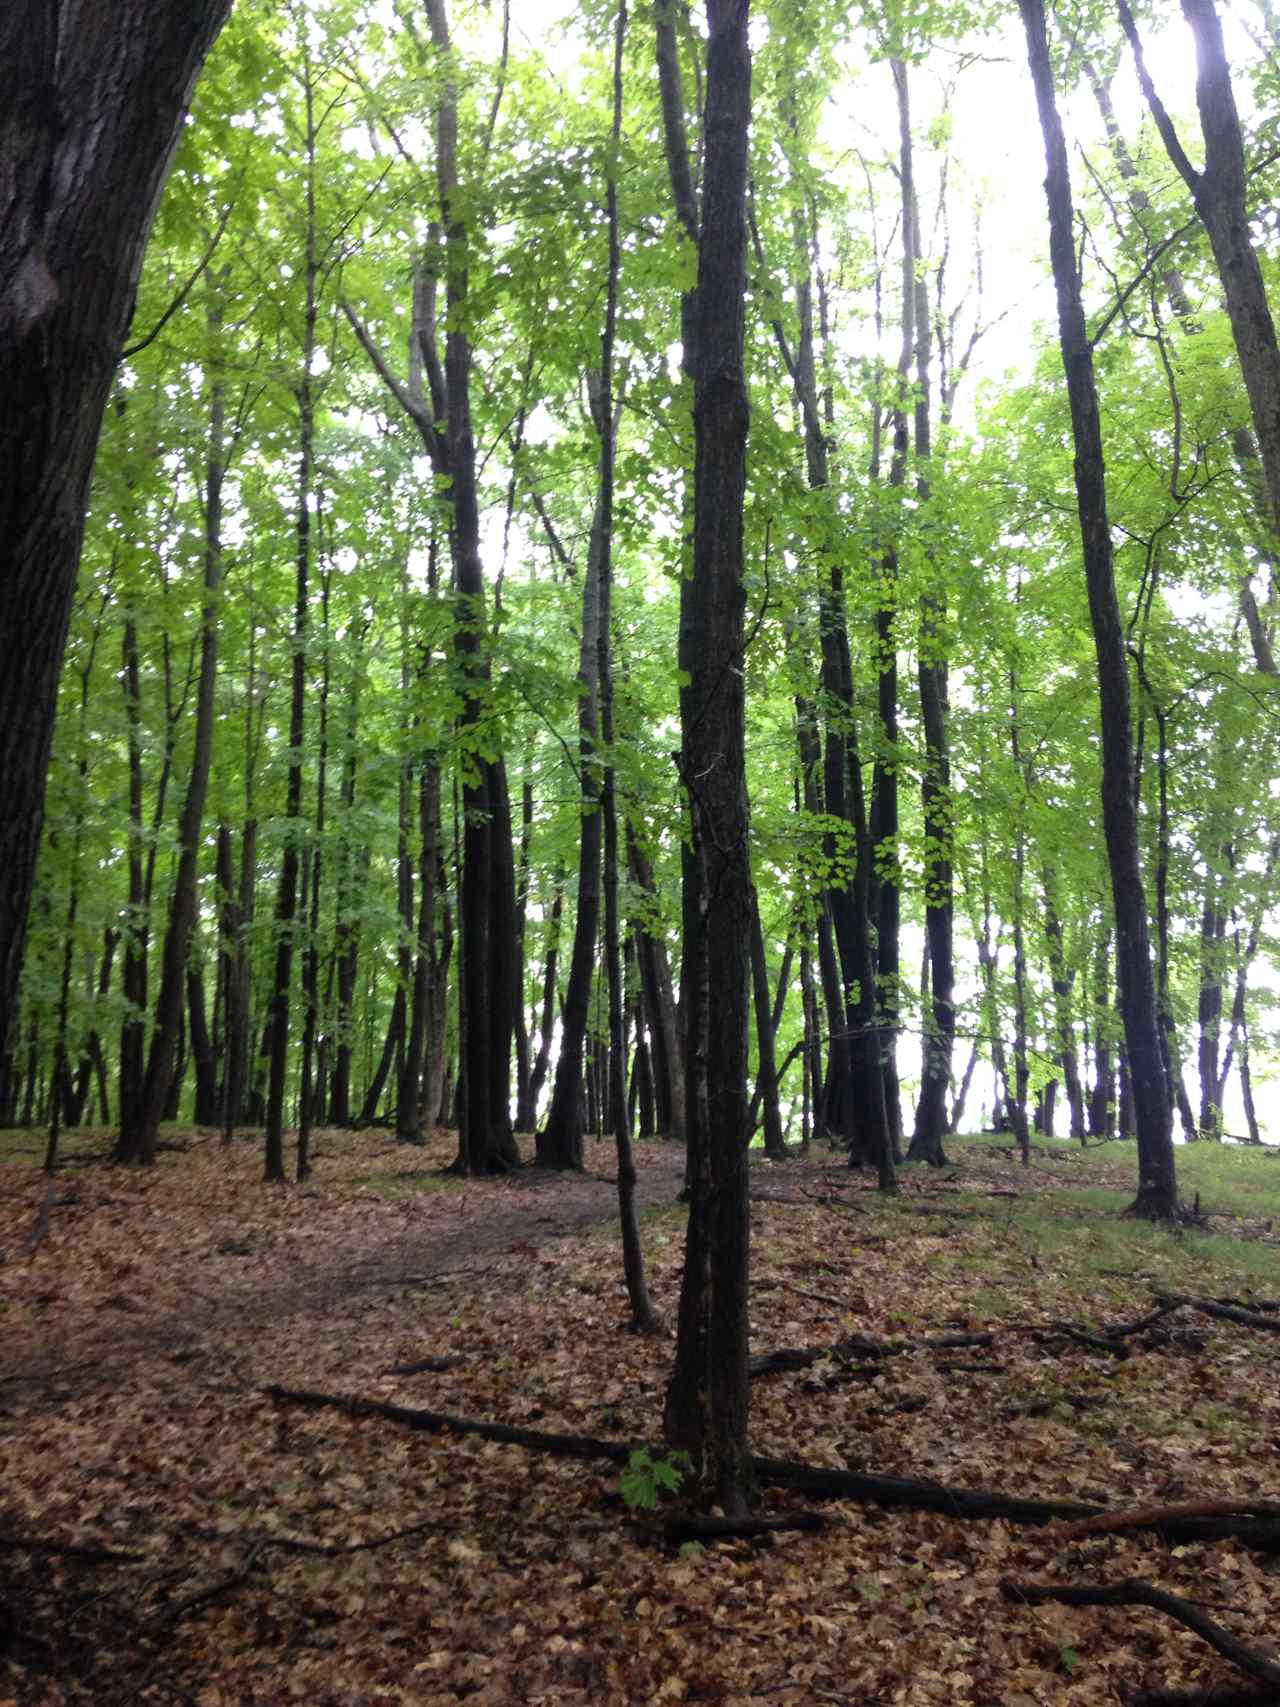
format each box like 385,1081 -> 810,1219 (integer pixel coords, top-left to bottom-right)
619,1447 -> 691,1510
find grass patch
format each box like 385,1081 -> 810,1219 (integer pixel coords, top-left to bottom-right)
358,1170 -> 468,1199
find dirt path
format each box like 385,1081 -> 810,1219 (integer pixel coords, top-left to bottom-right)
0,1132 -> 694,1406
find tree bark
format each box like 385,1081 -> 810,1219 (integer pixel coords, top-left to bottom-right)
1021,0 -> 1178,1216
663,0 -> 755,1516
121,291 -> 227,1164
0,0 -> 231,1114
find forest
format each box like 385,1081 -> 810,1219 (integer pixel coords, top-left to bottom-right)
3,0 -> 1280,1700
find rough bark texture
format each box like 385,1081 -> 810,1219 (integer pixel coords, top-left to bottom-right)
0,0 -> 231,1115
424,0 -> 518,1175
1021,0 -> 1178,1217
663,0 -> 755,1516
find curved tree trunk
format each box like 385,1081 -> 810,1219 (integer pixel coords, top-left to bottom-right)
1021,0 -> 1178,1217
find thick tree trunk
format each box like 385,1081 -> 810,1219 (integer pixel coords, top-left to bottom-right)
663,0 -> 755,1516
1021,0 -> 1178,1216
0,0 -> 230,1114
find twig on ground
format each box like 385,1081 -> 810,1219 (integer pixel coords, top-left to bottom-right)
1001,1578 -> 1280,1692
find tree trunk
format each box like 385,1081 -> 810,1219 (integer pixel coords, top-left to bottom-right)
749,894 -> 787,1158
628,832 -> 685,1141
1021,0 -> 1179,1216
120,292 -> 226,1164
537,482 -> 606,1170
663,0 -> 755,1516
264,65 -> 319,1184
0,0 -> 230,1113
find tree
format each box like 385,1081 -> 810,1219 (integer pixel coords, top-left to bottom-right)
0,0 -> 231,1117
1019,0 -> 1178,1218
663,0 -> 755,1517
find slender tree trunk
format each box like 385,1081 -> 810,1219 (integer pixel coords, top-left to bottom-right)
1120,0 -> 1280,541
121,295 -> 227,1163
663,0 -> 755,1516
537,483 -> 606,1170
749,894 -> 787,1158
188,959 -> 219,1126
628,833 -> 685,1141
1021,0 -> 1178,1215
513,770 -> 535,1131
264,64 -> 320,1184
596,1 -> 656,1326
1042,868 -> 1085,1139
527,874 -> 564,1124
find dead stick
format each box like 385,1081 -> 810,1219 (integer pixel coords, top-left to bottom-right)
1053,1500 -> 1280,1541
1000,1579 -> 1280,1691
0,1536 -> 142,1563
154,1544 -> 264,1627
1156,1295 -> 1280,1333
754,1278 -> 848,1310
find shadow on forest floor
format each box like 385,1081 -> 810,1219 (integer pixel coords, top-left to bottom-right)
2,1128 -> 1279,1704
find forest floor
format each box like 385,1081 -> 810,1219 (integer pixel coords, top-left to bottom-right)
1,1126 -> 1279,1706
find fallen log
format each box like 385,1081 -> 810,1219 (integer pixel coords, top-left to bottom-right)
263,1387 -> 1280,1549
750,1329 -> 995,1378
1001,1578 -> 1280,1693
1157,1296 -> 1280,1335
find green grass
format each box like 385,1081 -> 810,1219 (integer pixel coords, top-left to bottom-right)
357,1169 -> 468,1199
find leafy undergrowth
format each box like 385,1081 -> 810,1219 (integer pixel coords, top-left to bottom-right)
1,1127 -> 1279,1705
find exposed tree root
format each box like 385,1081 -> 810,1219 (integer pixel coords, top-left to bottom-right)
264,1385 -> 1280,1551
1001,1578 -> 1280,1693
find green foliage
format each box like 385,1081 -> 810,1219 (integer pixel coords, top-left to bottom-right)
619,1448 -> 691,1511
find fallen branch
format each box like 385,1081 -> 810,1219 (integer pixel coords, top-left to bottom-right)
267,1385 -> 635,1464
262,1386 -> 1280,1549
750,1329 -> 995,1378
243,1518 -> 442,1557
1000,1578 -> 1280,1692
385,1355 -> 466,1376
754,1277 -> 848,1310
153,1544 -> 264,1628
1052,1500 -> 1280,1541
1158,1295 -> 1280,1334
1125,1687 -> 1279,1706
0,1535 -> 142,1563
